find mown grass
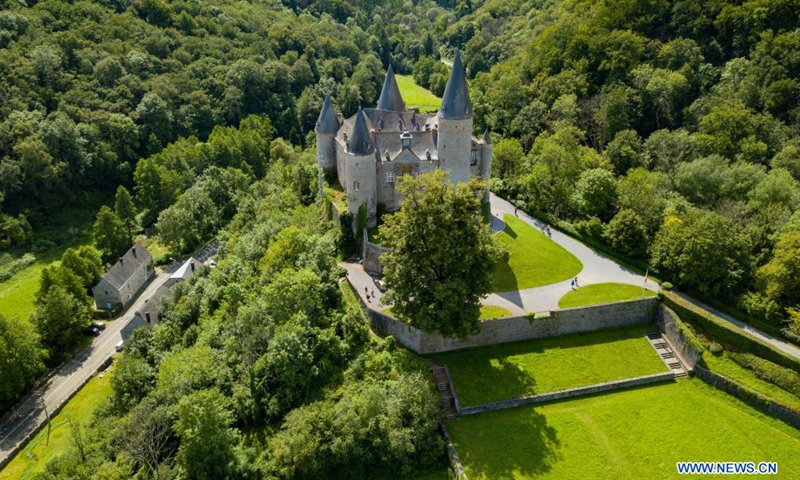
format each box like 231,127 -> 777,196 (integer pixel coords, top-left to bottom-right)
558,282 -> 656,309
492,215 -> 582,292
0,257 -> 55,323
0,372 -> 113,480
703,351 -> 800,412
428,324 -> 666,406
396,74 -> 441,113
448,379 -> 800,480
479,305 -> 513,320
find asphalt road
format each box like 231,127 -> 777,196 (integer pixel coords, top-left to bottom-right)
0,269 -> 172,467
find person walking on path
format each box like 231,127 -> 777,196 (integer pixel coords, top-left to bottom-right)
570,278 -> 575,290
573,277 -> 579,288
514,207 -> 518,217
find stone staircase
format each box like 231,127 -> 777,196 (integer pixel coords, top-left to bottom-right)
645,332 -> 688,378
430,366 -> 459,420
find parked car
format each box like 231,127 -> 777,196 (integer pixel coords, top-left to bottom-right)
93,321 -> 106,330
115,340 -> 124,352
373,278 -> 387,292
85,325 -> 101,336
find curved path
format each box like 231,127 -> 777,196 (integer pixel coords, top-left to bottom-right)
482,193 -> 657,314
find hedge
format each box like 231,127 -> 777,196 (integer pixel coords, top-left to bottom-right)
729,352 -> 800,397
661,291 -> 800,375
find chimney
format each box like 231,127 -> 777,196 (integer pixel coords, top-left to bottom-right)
119,257 -> 123,265
190,262 -> 195,272
132,247 -> 137,258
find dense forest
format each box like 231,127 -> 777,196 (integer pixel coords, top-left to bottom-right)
447,0 -> 800,338
2,0 -> 800,477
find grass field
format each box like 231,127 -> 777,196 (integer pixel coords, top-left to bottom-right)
448,379 -> 800,480
558,282 -> 656,309
396,75 -> 441,113
492,215 -> 582,292
703,351 -> 800,412
479,305 -> 513,320
0,372 -> 113,480
0,250 -> 63,322
428,324 -> 666,406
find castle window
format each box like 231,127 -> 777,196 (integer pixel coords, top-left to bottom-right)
470,150 -> 478,165
354,181 -> 360,191
387,171 -> 395,183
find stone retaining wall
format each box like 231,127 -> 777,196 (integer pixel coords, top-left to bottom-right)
694,366 -> 800,430
440,424 -> 467,480
355,284 -> 658,354
459,371 -> 674,416
362,234 -> 390,276
656,305 -> 701,370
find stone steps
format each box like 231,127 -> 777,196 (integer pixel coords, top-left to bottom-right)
430,365 -> 459,419
645,332 -> 688,379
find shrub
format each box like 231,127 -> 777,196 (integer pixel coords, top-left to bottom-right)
739,292 -> 784,327
661,282 -> 674,291
0,253 -> 36,283
709,342 -> 723,355
604,209 -> 649,258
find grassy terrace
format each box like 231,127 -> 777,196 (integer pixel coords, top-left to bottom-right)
448,379 -> 800,480
1,373 -> 112,479
396,74 -> 441,113
558,282 -> 656,309
428,324 -> 666,406
492,215 -> 582,292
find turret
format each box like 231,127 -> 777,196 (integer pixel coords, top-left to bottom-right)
480,128 -> 493,202
376,65 -> 405,112
315,95 -> 339,172
346,107 -> 377,226
436,49 -> 473,185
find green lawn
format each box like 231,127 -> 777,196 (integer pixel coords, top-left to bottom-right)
492,215 -> 582,292
448,379 -> 800,480
480,305 -> 513,320
0,253 -> 61,322
0,372 -> 113,480
428,324 -> 667,406
396,74 -> 441,113
558,282 -> 656,309
703,351 -> 800,412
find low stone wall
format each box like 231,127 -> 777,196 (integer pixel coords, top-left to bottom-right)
440,424 -> 467,480
359,290 -> 658,354
459,372 -> 674,416
656,305 -> 701,370
694,366 -> 800,430
362,237 -> 389,276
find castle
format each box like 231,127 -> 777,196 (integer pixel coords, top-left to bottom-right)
315,49 -> 492,229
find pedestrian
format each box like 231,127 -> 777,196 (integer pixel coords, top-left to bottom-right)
546,225 -> 552,237
514,207 -> 518,217
371,289 -> 375,297
574,277 -> 579,288
364,286 -> 368,295
570,278 -> 575,289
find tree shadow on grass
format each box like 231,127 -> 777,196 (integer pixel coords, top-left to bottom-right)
452,407 -> 561,479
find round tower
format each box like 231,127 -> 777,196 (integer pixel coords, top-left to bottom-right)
315,94 -> 339,172
436,49 -> 473,186
346,107 -> 377,228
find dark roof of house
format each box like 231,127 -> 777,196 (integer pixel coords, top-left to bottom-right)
315,95 -> 340,134
437,49 -> 473,120
376,65 -> 406,112
100,244 -> 152,290
348,106 -> 375,156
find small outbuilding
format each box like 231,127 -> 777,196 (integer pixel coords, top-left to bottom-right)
93,244 -> 153,311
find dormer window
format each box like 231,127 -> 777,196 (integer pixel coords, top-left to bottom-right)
470,150 -> 478,165
385,150 -> 390,162
387,171 -> 395,183
354,181 -> 360,192
425,149 -> 431,161
400,130 -> 412,149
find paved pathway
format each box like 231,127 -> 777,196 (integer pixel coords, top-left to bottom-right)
483,193 -> 657,313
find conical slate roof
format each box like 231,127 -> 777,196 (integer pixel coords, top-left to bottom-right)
483,128 -> 492,144
437,49 -> 473,120
348,107 -> 374,156
376,65 -> 405,112
315,95 -> 340,134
